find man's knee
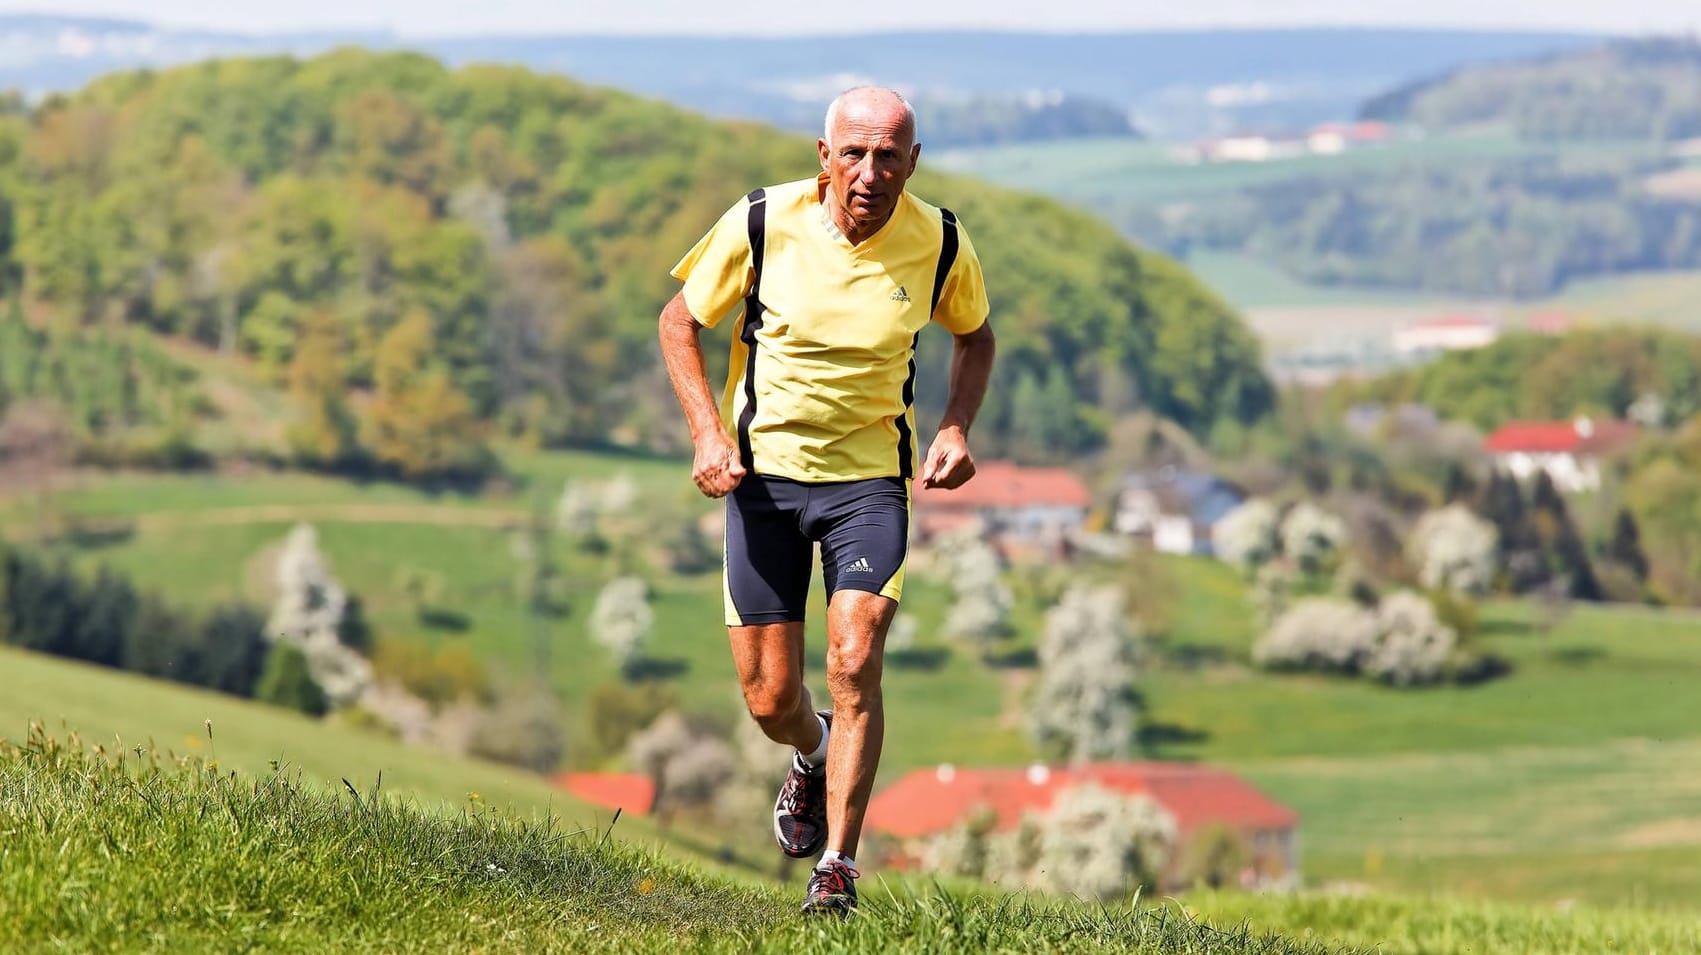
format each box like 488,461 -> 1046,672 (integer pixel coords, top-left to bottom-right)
826,640 -> 883,709
742,677 -> 805,725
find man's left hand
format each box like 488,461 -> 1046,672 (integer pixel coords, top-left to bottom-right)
920,427 -> 976,489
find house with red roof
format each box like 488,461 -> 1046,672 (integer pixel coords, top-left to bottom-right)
864,761 -> 1300,888
912,459 -> 1093,548
1392,314 -> 1499,356
1483,417 -> 1637,493
553,772 -> 654,817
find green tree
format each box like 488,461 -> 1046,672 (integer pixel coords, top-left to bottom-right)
285,311 -> 360,469
1608,507 -> 1651,581
256,642 -> 329,717
360,310 -> 492,482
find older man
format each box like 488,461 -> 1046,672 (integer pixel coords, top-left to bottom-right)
658,87 -> 995,914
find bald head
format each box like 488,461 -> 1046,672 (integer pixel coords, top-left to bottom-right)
817,86 -> 922,244
823,87 -> 917,150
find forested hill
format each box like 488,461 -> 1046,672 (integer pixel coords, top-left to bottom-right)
0,50 -> 1270,476
1361,37 -> 1701,141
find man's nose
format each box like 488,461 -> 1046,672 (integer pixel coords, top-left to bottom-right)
857,157 -> 877,185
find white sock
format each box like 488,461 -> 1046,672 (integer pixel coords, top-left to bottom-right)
800,713 -> 829,768
820,850 -> 856,872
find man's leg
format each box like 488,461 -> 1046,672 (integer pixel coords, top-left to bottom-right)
723,476 -> 819,752
728,622 -> 821,753
821,589 -> 897,859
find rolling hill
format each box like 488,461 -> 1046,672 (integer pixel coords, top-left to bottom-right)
1362,37 -> 1701,141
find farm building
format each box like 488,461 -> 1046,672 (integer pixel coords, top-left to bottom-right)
865,761 -> 1300,890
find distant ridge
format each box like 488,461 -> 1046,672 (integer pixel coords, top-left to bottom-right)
0,17 -> 1595,138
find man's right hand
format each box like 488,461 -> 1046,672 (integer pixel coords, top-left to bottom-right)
692,434 -> 747,498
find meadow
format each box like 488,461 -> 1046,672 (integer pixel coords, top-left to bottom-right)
8,455 -> 1701,911
6,726 -> 1700,955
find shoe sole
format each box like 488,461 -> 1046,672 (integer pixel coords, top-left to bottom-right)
773,781 -> 827,858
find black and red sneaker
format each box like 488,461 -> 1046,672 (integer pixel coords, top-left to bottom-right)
773,710 -> 831,858
801,858 -> 859,916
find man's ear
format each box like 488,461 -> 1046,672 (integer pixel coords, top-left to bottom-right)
818,138 -> 831,170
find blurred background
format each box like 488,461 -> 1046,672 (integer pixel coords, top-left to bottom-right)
3,0 -> 1701,928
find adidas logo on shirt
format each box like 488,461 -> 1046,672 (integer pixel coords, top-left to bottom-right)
889,286 -> 910,303
842,557 -> 874,574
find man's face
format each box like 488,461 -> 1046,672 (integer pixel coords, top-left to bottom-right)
818,102 -> 920,230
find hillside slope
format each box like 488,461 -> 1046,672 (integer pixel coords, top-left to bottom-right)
0,49 -> 1270,468
7,727 -> 1700,954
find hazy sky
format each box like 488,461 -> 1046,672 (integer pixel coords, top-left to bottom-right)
10,0 -> 1701,37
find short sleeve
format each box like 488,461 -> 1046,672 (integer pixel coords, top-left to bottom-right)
670,196 -> 755,329
932,221 -> 989,335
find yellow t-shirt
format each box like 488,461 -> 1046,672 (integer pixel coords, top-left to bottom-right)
671,174 -> 989,482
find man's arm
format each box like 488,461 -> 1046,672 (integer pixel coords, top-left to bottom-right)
658,290 -> 746,498
920,319 -> 996,489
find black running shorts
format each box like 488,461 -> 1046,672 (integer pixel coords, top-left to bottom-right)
723,474 -> 910,626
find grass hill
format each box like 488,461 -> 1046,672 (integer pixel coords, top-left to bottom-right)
7,723 -> 1701,954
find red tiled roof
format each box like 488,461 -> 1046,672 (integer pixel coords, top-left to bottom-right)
553,772 -> 653,816
912,460 -> 1092,511
865,762 -> 1298,840
1483,419 -> 1637,455
1414,314 -> 1494,329
1525,311 -> 1572,335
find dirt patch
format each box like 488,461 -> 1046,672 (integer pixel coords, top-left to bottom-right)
1617,817 -> 1701,848
129,504 -> 529,532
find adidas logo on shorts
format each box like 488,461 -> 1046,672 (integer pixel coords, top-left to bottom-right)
842,557 -> 874,574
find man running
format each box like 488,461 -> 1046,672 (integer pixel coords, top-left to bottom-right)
658,87 -> 995,915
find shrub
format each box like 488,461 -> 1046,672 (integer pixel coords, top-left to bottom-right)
1409,504 -> 1499,595
1214,498 -> 1280,573
1365,591 -> 1458,686
1252,597 -> 1379,673
256,643 -> 329,717
469,684 -> 568,773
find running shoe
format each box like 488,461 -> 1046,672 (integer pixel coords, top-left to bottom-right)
773,710 -> 831,858
801,857 -> 859,916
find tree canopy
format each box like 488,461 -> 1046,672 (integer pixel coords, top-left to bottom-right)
0,50 -> 1271,473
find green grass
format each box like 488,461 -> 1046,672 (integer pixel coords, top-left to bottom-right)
0,645 -> 622,831
1144,601 -> 1701,761
933,133 -> 1657,206
8,730 -> 1701,955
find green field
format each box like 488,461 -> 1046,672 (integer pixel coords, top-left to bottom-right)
932,132 -> 1603,205
9,459 -> 1701,911
0,645 -> 632,834
939,133 -> 1701,337
7,729 -> 1700,955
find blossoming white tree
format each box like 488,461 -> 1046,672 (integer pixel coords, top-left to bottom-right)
590,576 -> 653,677
267,523 -> 371,709
1027,584 -> 1138,763
1409,504 -> 1499,595
1365,590 -> 1458,686
1280,501 -> 1347,575
1214,498 -> 1281,573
